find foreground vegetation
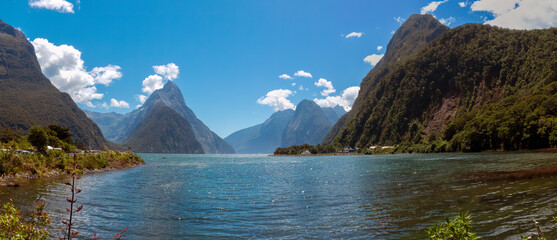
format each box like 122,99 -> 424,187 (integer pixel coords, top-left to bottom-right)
0,125 -> 143,178
427,212 -> 555,240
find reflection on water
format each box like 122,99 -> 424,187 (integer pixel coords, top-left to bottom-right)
1,152 -> 557,239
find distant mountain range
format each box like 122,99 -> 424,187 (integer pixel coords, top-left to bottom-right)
86,81 -> 235,154
225,100 -> 345,153
0,19 -> 109,149
325,14 -> 557,151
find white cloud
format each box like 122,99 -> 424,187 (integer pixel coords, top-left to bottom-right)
90,65 -> 122,86
279,74 -> 292,80
31,38 -> 123,107
110,98 -> 130,108
137,94 -> 148,104
391,30 -> 396,34
298,85 -> 305,91
394,16 -> 406,25
345,32 -> 363,38
29,0 -> 74,13
377,46 -> 383,51
470,0 -> 557,29
314,78 -> 336,96
421,0 -> 449,15
257,89 -> 296,112
363,54 -> 384,66
459,1 -> 468,7
291,82 -> 296,86
439,16 -> 456,26
313,86 -> 360,111
141,74 -> 164,94
293,70 -> 313,78
153,63 -> 179,80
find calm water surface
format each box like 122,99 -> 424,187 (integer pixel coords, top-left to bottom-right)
2,153 -> 557,239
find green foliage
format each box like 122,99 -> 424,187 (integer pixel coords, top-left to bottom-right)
332,22 -> 557,152
0,149 -> 143,176
27,126 -> 48,153
0,201 -> 50,240
426,212 -> 481,240
274,143 -> 340,155
0,127 -> 21,143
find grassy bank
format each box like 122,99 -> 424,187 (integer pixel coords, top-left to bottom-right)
0,125 -> 143,185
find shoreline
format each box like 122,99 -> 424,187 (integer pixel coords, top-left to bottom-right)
0,161 -> 145,187
270,147 -> 557,156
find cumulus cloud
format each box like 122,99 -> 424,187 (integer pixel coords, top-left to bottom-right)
291,82 -> 296,86
439,16 -> 456,26
294,70 -> 313,78
313,86 -> 360,111
29,0 -> 74,13
363,54 -> 384,66
345,32 -> 363,38
470,0 -> 557,29
421,0 -> 449,15
141,74 -> 164,94
90,65 -> 122,86
110,98 -> 130,108
257,89 -> 296,112
377,46 -> 383,51
314,78 -> 336,96
137,94 -> 148,104
153,63 -> 179,80
279,74 -> 292,80
459,1 -> 468,7
394,16 -> 406,25
31,38 -> 123,107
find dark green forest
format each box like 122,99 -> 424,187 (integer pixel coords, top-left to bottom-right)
330,23 -> 557,152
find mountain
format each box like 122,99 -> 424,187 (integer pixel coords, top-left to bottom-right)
225,100 -> 345,153
324,14 -> 450,144
281,100 -> 335,147
123,106 -> 204,153
0,19 -> 109,149
88,81 -> 234,153
326,14 -> 557,151
83,110 -> 125,141
225,109 -> 295,154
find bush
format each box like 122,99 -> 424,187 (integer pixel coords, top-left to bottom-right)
426,212 -> 481,240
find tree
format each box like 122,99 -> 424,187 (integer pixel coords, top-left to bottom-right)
0,127 -> 21,143
28,126 -> 48,153
48,125 -> 73,144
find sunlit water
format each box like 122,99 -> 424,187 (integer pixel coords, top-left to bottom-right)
2,153 -> 557,239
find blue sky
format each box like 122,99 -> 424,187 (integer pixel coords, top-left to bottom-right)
1,0 -> 555,137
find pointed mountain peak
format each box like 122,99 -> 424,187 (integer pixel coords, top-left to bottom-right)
144,81 -> 187,110
296,99 -> 320,111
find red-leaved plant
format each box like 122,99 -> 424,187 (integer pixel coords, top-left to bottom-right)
60,155 -> 128,240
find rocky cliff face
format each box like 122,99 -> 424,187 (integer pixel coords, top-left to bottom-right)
0,19 -> 109,149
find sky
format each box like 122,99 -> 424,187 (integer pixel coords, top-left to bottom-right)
1,0 -> 556,138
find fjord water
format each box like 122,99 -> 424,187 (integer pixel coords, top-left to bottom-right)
2,153 -> 557,239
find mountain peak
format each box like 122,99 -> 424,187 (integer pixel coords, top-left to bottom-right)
0,19 -> 26,40
296,99 -> 320,111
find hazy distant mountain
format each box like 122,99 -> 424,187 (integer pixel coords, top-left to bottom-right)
88,81 -> 234,153
225,100 -> 345,153
225,109 -> 295,154
83,110 -> 125,141
281,100 -> 335,147
0,19 -> 109,149
326,14 -> 557,151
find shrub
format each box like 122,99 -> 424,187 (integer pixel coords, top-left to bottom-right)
426,212 -> 481,240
